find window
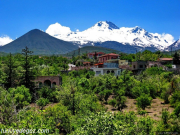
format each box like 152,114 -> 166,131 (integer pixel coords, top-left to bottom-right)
52,82 -> 56,88
107,70 -> 110,74
133,65 -> 136,69
44,80 -> 51,88
39,82 -> 43,88
96,71 -> 101,75
111,70 -> 115,75
139,65 -> 143,68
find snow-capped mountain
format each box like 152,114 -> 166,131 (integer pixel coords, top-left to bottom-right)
46,21 -> 175,51
165,39 -> 180,51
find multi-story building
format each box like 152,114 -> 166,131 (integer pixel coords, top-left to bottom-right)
91,62 -> 122,76
87,52 -> 105,59
98,53 -> 119,63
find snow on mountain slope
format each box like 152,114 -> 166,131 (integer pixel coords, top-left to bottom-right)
46,21 -> 175,50
165,39 -> 180,51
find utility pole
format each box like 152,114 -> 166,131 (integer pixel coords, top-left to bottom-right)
78,47 -> 80,56
136,49 -> 138,61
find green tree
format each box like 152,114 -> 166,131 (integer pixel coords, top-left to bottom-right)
161,108 -> 169,126
136,94 -> 152,110
36,98 -> 49,110
174,103 -> 180,117
0,87 -> 16,125
4,53 -> 17,89
173,52 -> 180,64
8,85 -> 31,110
21,46 -> 35,92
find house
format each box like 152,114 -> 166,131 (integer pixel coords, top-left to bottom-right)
118,60 -> 129,66
34,76 -> 62,88
83,62 -> 94,66
91,63 -> 122,76
147,61 -> 162,68
98,53 -> 119,63
87,52 -> 105,59
68,64 -> 76,71
157,58 -> 173,65
130,61 -> 147,74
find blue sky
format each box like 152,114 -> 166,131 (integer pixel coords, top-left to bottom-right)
0,0 -> 180,40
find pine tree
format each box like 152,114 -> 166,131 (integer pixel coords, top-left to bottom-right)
21,46 -> 35,92
173,52 -> 180,64
4,53 -> 17,89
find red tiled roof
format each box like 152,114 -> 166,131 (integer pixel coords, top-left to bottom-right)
98,53 -> 119,58
158,58 -> 173,61
88,52 -> 105,55
94,63 -> 104,66
83,62 -> 90,64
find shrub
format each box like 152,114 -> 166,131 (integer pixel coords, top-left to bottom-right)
138,110 -> 147,115
108,99 -> 117,108
8,85 -> 31,109
136,94 -> 152,110
161,108 -> 169,125
174,103 -> 180,117
170,90 -> 180,107
36,98 -> 49,110
37,86 -> 57,102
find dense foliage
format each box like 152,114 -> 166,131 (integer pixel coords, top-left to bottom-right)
0,48 -> 180,134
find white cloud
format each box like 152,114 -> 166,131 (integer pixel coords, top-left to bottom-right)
0,36 -> 13,46
46,22 -> 71,36
161,33 -> 175,42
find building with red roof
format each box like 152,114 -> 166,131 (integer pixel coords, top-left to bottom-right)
98,53 -> 119,63
87,52 -> 105,59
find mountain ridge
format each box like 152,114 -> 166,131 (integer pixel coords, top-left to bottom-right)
0,29 -> 78,55
46,21 -> 175,51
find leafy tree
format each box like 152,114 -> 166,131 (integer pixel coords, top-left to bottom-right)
136,94 -> 152,110
145,67 -> 164,75
174,103 -> 180,117
37,86 -> 57,102
8,85 -> 31,110
108,99 -> 117,108
0,87 -> 16,125
36,98 -> 49,110
170,90 -> 180,107
161,108 -> 169,126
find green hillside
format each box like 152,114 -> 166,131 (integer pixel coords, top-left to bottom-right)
0,29 -> 78,55
62,46 -> 121,57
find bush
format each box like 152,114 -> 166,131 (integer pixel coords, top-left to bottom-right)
108,99 -> 117,108
145,67 -> 164,75
138,110 -> 147,115
38,86 -> 57,102
174,103 -> 180,117
8,85 -> 31,109
36,98 -> 49,110
136,94 -> 152,110
161,108 -> 169,125
170,90 -> 180,107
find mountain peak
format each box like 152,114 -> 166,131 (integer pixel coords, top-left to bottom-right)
131,26 -> 144,33
94,21 -> 119,30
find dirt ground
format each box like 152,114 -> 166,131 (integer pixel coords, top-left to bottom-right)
29,95 -> 174,121
104,96 -> 174,121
